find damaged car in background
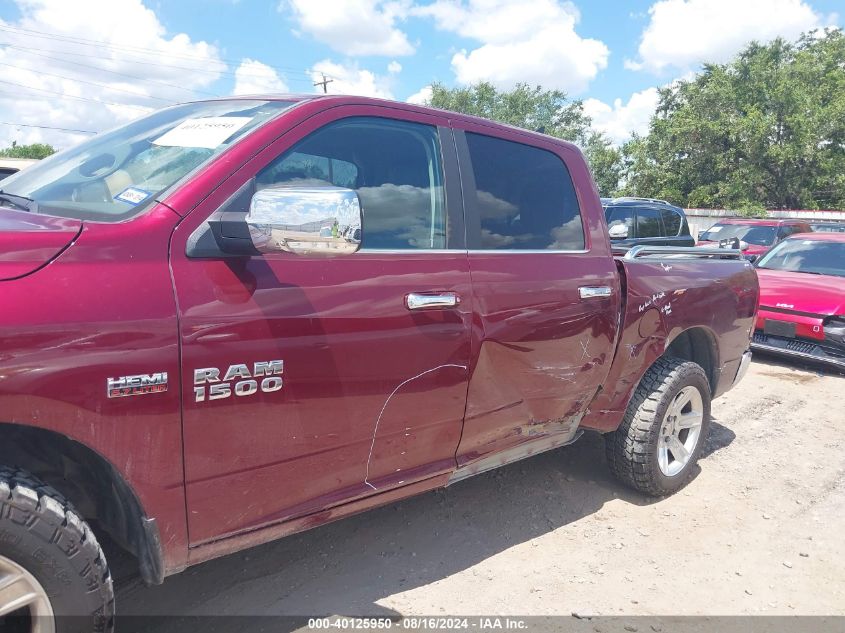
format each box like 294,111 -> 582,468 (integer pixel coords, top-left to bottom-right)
752,232 -> 845,370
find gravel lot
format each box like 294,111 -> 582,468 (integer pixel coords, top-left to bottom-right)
117,356 -> 845,622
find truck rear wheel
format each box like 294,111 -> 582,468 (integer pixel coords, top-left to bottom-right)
0,467 -> 114,633
605,357 -> 711,496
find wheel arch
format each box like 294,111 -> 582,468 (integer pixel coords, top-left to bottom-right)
0,422 -> 164,585
664,326 -> 720,395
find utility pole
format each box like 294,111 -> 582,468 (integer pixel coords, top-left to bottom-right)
314,73 -> 334,94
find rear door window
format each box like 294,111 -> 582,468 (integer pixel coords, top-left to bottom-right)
660,208 -> 682,236
636,208 -> 664,238
464,132 -> 584,251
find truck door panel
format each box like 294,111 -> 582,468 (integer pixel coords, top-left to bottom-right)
453,127 -> 621,464
170,109 -> 471,544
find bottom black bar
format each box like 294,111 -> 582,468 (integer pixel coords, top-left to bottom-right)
5,615 -> 844,633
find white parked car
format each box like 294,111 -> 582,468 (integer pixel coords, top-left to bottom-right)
0,158 -> 38,180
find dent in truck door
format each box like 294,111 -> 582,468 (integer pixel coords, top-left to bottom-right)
170,108 -> 471,545
453,127 -> 621,465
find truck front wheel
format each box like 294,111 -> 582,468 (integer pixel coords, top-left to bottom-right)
0,467 -> 114,633
605,357 -> 712,496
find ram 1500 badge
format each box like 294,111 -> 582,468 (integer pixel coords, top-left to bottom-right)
193,360 -> 284,402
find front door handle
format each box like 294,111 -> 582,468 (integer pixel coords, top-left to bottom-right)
579,286 -> 613,300
406,292 -> 460,310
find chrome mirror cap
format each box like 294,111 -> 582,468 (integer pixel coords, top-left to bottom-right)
246,186 -> 362,256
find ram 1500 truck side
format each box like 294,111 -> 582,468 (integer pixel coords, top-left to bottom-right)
0,95 -> 758,631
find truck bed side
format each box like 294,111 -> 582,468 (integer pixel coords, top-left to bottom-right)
580,256 -> 759,433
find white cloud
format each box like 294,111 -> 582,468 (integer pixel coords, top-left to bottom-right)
0,0 -> 224,149
584,87 -> 660,145
387,60 -> 402,74
414,0 -> 609,94
309,60 -> 394,98
629,0 -> 835,73
285,0 -> 414,57
406,85 -> 432,104
232,59 -> 289,95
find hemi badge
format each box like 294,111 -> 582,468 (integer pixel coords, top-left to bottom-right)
107,372 -> 168,398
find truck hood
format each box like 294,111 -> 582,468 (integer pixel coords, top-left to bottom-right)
757,268 -> 845,317
0,208 -> 82,281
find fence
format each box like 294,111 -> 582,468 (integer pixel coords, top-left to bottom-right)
685,208 -> 845,239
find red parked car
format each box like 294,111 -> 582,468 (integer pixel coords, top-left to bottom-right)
752,232 -> 845,370
0,95 -> 757,629
697,218 -> 813,260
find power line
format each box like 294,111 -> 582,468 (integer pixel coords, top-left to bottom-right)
0,39 -> 325,86
0,24 -> 236,66
0,25 -> 326,80
0,61 -> 173,103
0,121 -> 96,134
0,43 -> 220,97
0,78 -> 153,110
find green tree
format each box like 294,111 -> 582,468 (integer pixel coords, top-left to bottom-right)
0,142 -> 56,160
426,82 -> 623,195
582,133 -> 623,198
622,30 -> 845,210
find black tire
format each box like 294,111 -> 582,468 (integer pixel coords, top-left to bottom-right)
0,466 -> 114,633
605,357 -> 712,496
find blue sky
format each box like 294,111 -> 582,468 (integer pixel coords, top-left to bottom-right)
0,0 -> 841,148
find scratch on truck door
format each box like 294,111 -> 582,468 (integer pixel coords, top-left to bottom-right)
364,364 -> 467,490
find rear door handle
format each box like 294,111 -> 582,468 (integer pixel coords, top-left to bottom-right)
579,286 -> 613,299
406,292 -> 460,310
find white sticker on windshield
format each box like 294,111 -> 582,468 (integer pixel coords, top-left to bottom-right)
707,225 -> 722,233
115,186 -> 152,206
152,117 -> 252,150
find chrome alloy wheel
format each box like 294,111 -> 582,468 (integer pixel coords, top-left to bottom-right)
657,385 -> 704,477
0,554 -> 55,633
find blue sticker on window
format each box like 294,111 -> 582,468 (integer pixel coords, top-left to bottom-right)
115,187 -> 152,206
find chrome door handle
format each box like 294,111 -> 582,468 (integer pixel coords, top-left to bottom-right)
406,292 -> 460,310
579,286 -> 613,299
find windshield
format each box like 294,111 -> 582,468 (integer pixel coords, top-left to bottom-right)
757,238 -> 845,277
811,223 -> 845,233
699,223 -> 777,246
0,99 -> 297,222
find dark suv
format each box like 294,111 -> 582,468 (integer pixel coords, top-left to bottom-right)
603,197 -> 694,248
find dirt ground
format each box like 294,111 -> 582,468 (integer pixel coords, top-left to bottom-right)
116,355 -> 845,621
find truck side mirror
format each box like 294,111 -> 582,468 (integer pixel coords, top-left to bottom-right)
246,186 -> 362,256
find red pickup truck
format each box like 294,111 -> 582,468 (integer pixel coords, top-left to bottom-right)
0,95 -> 757,630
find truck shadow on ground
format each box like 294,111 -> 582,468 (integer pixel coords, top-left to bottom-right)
114,426 -> 734,629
